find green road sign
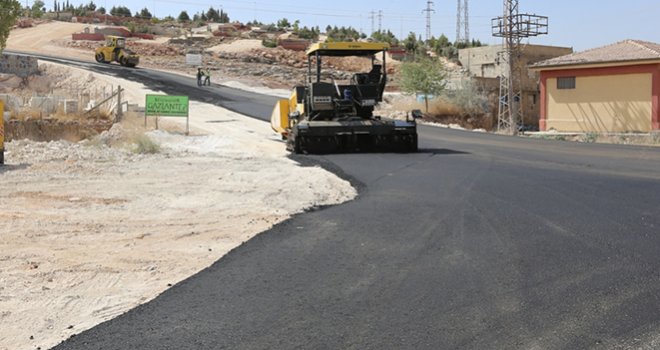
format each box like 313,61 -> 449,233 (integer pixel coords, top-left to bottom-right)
146,95 -> 189,117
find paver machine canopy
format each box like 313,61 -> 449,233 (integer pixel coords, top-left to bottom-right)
271,42 -> 420,154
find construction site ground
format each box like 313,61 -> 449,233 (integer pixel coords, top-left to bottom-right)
2,19 -> 658,350
1,22 -> 358,350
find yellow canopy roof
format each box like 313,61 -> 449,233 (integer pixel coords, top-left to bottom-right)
306,42 -> 390,57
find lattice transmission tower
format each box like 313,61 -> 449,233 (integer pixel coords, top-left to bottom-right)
369,10 -> 375,35
369,10 -> 383,35
456,0 -> 470,44
423,1 -> 435,42
492,0 -> 547,134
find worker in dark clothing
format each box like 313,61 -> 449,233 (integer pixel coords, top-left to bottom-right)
204,68 -> 211,86
196,68 -> 203,87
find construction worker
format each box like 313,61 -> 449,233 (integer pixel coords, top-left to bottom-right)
203,68 -> 211,86
196,68 -> 203,87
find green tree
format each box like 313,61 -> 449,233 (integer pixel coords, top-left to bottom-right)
429,34 -> 452,56
455,41 -> 469,50
219,9 -> 229,23
0,0 -> 21,52
97,6 -> 105,14
177,10 -> 190,22
71,4 -> 84,16
296,26 -> 318,40
402,32 -> 420,58
326,26 -> 361,42
110,5 -> 131,17
31,0 -> 45,17
399,58 -> 447,112
206,6 -> 219,22
126,21 -> 136,33
277,18 -> 290,29
371,30 -> 398,45
448,79 -> 489,117
438,34 -> 450,47
295,26 -> 310,39
138,7 -> 152,19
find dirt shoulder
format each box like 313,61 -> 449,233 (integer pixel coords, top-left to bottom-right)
0,61 -> 356,350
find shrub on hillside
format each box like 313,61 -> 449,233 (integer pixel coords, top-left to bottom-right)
133,134 -> 160,154
261,38 -> 277,48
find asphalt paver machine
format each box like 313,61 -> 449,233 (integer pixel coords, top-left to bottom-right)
271,42 -> 420,154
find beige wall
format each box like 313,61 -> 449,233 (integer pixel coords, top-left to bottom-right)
546,73 -> 653,132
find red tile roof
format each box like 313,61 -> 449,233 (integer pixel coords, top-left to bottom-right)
532,39 -> 660,68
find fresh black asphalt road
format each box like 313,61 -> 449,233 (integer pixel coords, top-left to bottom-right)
26,55 -> 660,349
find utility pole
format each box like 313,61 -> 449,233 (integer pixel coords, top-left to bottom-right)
456,0 -> 470,44
492,0 -> 547,134
464,0 -> 470,43
369,10 -> 376,36
422,0 -> 434,42
378,10 -> 383,33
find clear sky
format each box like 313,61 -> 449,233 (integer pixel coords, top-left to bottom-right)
70,0 -> 659,51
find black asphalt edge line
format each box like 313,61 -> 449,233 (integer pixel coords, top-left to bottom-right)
130,156 -> 366,311
288,153 -> 367,203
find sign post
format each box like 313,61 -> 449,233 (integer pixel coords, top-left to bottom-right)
186,53 -> 203,66
145,95 -> 190,135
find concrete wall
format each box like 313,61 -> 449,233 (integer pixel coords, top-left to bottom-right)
540,63 -> 660,132
278,39 -> 309,51
95,27 -> 131,37
0,54 -> 39,78
459,45 -> 500,78
72,33 -> 105,41
459,45 -> 573,89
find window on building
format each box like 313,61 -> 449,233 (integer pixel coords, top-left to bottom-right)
557,76 -> 576,89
